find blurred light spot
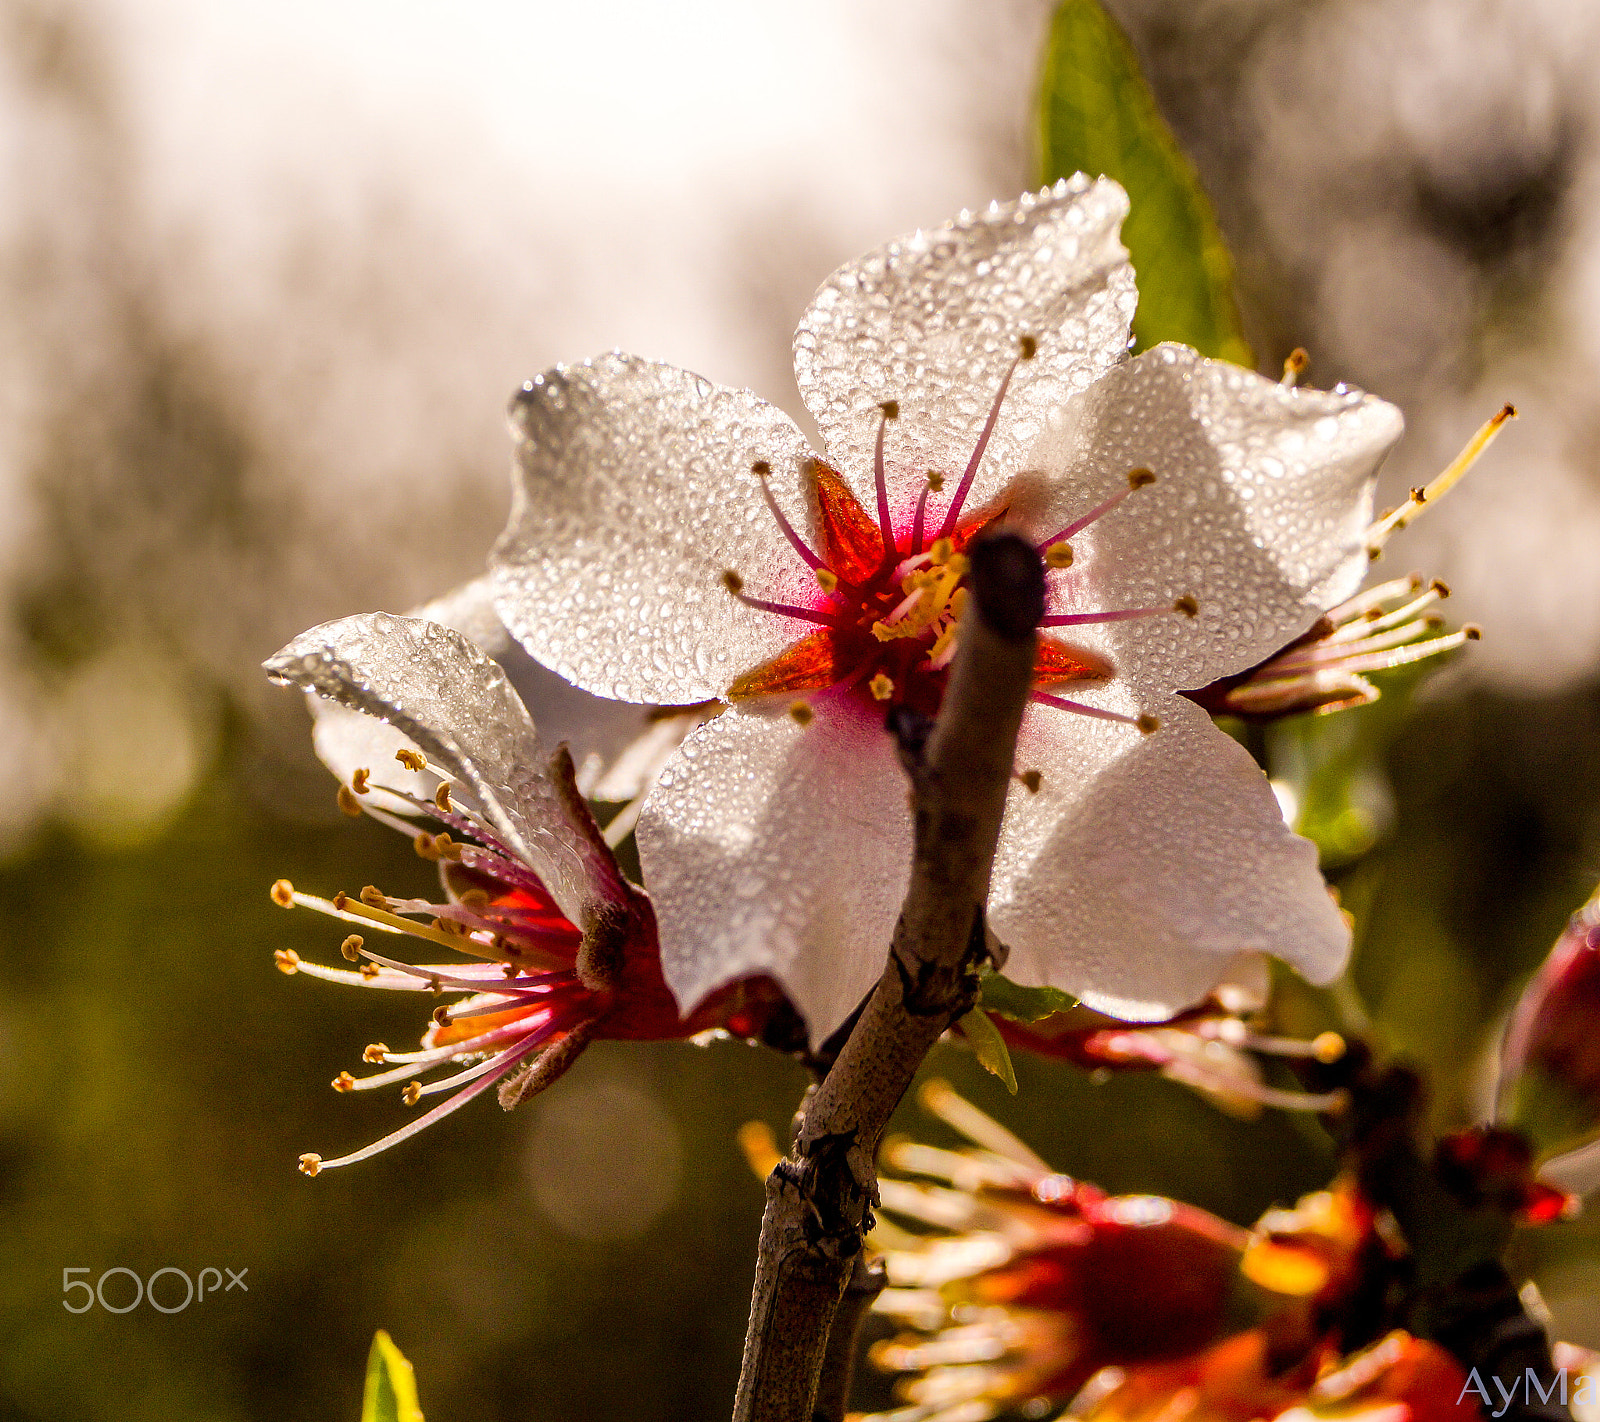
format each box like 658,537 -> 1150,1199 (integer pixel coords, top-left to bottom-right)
523,1076 -> 683,1240
56,643 -> 209,849
1269,777 -> 1298,827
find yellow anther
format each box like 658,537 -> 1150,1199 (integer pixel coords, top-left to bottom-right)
1312,1032 -> 1347,1065
1281,347 -> 1310,385
458,888 -> 491,910
1044,543 -> 1074,569
926,471 -> 945,492
332,1071 -> 356,1093
788,701 -> 814,726
1465,625 -> 1482,641
413,832 -> 440,861
1019,770 -> 1043,793
363,1043 -> 389,1063
944,553 -> 969,578
271,879 -> 295,908
298,1153 -> 323,1177
950,587 -> 968,618
432,1004 -> 451,1025
1431,578 -> 1451,598
435,782 -> 452,813
737,1120 -> 781,1179
274,949 -> 301,974
1127,467 -> 1156,489
1019,334 -> 1038,360
1173,595 -> 1200,618
815,568 -> 838,594
396,748 -> 427,772
752,459 -> 771,477
360,885 -> 388,909
340,934 -> 364,962
722,570 -> 745,595
360,962 -> 380,979
402,1082 -> 423,1107
929,537 -> 954,564
1136,713 -> 1161,735
433,833 -> 465,862
879,399 -> 899,420
337,784 -> 364,818
351,767 -> 371,795
428,976 -> 444,997
869,673 -> 895,701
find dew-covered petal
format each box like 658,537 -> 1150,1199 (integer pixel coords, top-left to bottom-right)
636,695 -> 911,1044
1017,344 -> 1403,692
793,178 -> 1135,525
990,695 -> 1348,1021
415,574 -> 655,782
266,613 -> 595,924
491,351 -> 830,704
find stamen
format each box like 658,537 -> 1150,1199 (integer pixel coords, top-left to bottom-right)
1040,603 -> 1182,628
875,402 -> 899,556
364,1044 -> 388,1062
1031,691 -> 1159,734
937,339 -> 1034,540
1366,404 -> 1516,554
788,701 -> 814,726
1017,770 -> 1042,793
341,934 -> 364,962
909,473 -> 942,554
337,784 -> 364,818
402,1082 -> 422,1106
351,768 -> 370,795
1161,1056 -> 1349,1114
1321,582 -> 1446,645
1324,574 -> 1425,625
274,949 -> 300,974
1037,468 -> 1155,552
751,460 -> 826,572
396,748 -> 427,772
271,879 -> 295,908
1280,348 -> 1309,386
917,1078 -> 1051,1176
1043,543 -> 1073,570
721,571 -> 840,627
293,1028 -> 554,1175
870,672 -> 895,701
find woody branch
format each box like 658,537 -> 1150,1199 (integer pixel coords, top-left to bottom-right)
732,531 -> 1045,1422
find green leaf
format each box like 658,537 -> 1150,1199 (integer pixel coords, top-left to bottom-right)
1036,0 -> 1252,365
978,969 -> 1078,1024
362,1331 -> 424,1422
959,1006 -> 1019,1094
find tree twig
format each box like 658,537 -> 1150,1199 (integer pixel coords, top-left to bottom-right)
731,533 -> 1044,1422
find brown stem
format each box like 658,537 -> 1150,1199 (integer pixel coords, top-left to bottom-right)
813,1254 -> 888,1422
731,533 -> 1044,1422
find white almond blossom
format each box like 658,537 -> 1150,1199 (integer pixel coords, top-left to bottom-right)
488,177 -> 1405,1043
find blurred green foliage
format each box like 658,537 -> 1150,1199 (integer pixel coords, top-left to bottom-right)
1036,0 -> 1252,364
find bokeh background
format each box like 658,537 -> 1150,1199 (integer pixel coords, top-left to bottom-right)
3,0 -> 1600,1417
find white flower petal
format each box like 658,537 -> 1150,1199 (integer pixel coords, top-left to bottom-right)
990,695 -> 1348,1021
636,696 -> 910,1043
793,177 -> 1135,522
1020,344 -> 1403,691
265,613 -> 596,924
307,575 -> 654,806
491,351 -> 828,704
